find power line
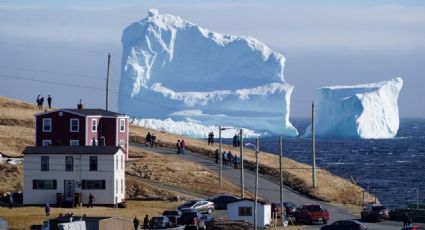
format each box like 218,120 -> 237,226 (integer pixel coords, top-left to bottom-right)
0,40 -> 106,54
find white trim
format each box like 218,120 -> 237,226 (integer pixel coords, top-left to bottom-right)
42,140 -> 52,146
126,118 -> 129,160
70,118 -> 80,132
85,117 -> 88,146
42,118 -> 52,132
119,119 -> 125,132
92,119 -> 97,132
70,140 -> 80,146
115,119 -> 118,146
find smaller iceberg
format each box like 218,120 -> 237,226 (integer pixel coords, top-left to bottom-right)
305,77 -> 403,139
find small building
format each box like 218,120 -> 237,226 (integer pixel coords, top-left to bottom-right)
227,198 -> 272,229
34,105 -> 129,159
23,146 -> 125,206
43,216 -> 133,230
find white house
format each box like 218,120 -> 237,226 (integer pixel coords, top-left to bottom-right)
23,146 -> 125,206
227,198 -> 272,229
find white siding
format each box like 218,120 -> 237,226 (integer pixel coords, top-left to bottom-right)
227,200 -> 271,229
24,149 -> 125,205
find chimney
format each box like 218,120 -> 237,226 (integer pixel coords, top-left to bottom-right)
77,99 -> 84,110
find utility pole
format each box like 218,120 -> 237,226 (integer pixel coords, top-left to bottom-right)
240,129 -> 244,199
106,52 -> 111,111
254,136 -> 259,230
219,126 -> 223,187
279,136 -> 285,225
312,101 -> 317,188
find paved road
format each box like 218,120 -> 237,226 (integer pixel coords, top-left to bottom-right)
133,144 -> 414,230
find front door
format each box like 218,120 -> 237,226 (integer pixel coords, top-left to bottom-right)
64,180 -> 75,202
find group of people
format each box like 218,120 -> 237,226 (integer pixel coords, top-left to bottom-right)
176,139 -> 186,154
232,134 -> 241,147
215,149 -> 239,168
207,132 -> 215,145
36,94 -> 52,110
145,132 -> 157,147
133,214 -> 150,230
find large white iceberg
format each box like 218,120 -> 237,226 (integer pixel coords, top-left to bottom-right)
118,9 -> 298,136
306,77 -> 403,139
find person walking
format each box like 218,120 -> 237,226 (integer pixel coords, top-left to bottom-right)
180,139 -> 186,154
47,95 -> 52,109
143,215 -> 149,229
87,193 -> 95,208
223,151 -> 227,165
403,212 -> 409,227
133,216 -> 140,230
145,132 -> 151,146
233,155 -> 239,169
228,151 -> 233,164
8,193 -> 13,210
215,149 -> 219,164
151,133 -> 156,147
40,96 -> 45,109
176,140 -> 181,154
45,204 -> 51,216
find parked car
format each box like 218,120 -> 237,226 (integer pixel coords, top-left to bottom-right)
320,220 -> 368,230
295,204 -> 330,224
150,216 -> 171,229
360,205 -> 389,221
207,194 -> 240,210
271,201 -> 297,217
178,200 -> 215,214
179,210 -> 206,230
162,210 -> 182,225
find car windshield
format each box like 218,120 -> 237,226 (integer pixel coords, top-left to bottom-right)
184,200 -> 198,206
372,206 -> 386,211
163,211 -> 178,216
305,205 -> 322,211
182,212 -> 198,218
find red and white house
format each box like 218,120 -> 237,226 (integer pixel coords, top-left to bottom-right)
35,107 -> 129,159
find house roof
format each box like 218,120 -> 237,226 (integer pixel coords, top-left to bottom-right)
23,146 -> 123,155
62,109 -> 125,117
228,198 -> 270,205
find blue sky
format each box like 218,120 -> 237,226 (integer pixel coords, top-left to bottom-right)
0,0 -> 424,117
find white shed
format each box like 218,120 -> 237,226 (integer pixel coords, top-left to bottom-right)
227,198 -> 272,229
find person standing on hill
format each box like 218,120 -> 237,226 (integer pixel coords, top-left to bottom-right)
36,95 -> 41,110
40,96 -> 45,109
232,134 -> 237,147
45,204 -> 50,216
237,134 -> 241,147
133,216 -> 140,230
145,132 -> 151,146
47,95 -> 52,109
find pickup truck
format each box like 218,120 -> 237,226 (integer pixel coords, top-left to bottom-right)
295,204 -> 330,224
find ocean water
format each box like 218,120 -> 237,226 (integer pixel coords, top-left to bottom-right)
228,118 -> 425,208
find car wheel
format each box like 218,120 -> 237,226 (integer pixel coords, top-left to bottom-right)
207,208 -> 213,214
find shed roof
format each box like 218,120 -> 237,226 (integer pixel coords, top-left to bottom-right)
63,109 -> 125,117
23,146 -> 123,155
228,198 -> 270,205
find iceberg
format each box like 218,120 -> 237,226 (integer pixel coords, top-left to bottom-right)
306,77 -> 403,139
118,9 -> 298,137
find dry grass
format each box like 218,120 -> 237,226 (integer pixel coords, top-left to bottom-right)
0,164 -> 23,194
130,125 -> 377,206
0,200 -> 181,229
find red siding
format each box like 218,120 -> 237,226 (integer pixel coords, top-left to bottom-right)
36,111 -> 85,146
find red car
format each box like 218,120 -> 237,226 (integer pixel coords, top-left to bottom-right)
295,204 -> 330,225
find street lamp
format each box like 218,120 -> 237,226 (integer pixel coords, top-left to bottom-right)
246,137 -> 259,230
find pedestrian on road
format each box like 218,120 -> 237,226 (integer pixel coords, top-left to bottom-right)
215,149 -> 219,164
233,155 -> 238,169
180,139 -> 186,154
151,133 -> 156,147
223,151 -> 227,165
45,204 -> 50,216
133,216 -> 140,230
176,140 -> 181,154
228,151 -> 233,163
8,193 -> 13,210
47,95 -> 52,109
145,132 -> 151,146
87,193 -> 95,208
143,215 -> 149,229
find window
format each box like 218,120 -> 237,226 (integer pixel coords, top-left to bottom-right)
70,118 -> 79,132
65,156 -> 73,171
33,180 -> 57,190
41,156 -> 49,171
238,207 -> 252,216
42,140 -> 51,146
91,119 -> 97,132
89,156 -> 98,171
120,155 -> 124,170
42,118 -> 52,132
121,178 -> 123,193
70,140 -> 79,146
119,119 -> 125,132
81,180 -> 105,190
